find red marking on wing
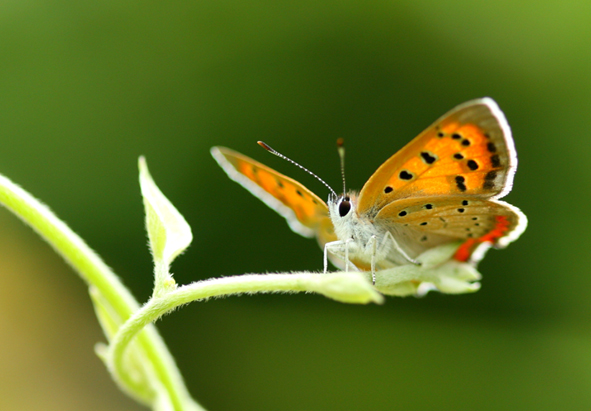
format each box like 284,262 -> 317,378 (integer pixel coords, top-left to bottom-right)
454,215 -> 511,262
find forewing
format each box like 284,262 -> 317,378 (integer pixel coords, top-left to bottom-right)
357,98 -> 517,214
211,146 -> 331,238
376,196 -> 527,262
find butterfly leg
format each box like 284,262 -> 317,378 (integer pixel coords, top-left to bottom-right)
370,235 -> 377,285
324,240 -> 343,273
323,242 -> 330,273
324,239 -> 355,273
383,231 -> 421,265
344,238 -> 351,272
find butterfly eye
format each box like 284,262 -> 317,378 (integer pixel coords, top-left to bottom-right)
339,197 -> 352,217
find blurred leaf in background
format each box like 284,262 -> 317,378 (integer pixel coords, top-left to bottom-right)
1,0 -> 590,410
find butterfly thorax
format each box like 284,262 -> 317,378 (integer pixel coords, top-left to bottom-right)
327,192 -> 393,267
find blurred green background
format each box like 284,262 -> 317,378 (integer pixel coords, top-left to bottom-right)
0,1 -> 589,410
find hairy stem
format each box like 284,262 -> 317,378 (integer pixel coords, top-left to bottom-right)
109,272 -> 382,373
0,174 -> 202,411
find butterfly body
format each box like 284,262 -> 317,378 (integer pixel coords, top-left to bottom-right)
327,193 -> 389,269
325,193 -> 414,272
212,98 -> 527,281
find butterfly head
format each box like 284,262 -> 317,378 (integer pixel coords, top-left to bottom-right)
338,196 -> 352,217
327,190 -> 351,211
328,191 -> 361,235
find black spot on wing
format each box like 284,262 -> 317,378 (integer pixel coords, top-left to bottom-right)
490,154 -> 501,168
467,159 -> 479,170
420,151 -> 437,164
455,175 -> 467,192
384,186 -> 393,193
483,171 -> 497,190
454,153 -> 464,160
399,170 -> 413,180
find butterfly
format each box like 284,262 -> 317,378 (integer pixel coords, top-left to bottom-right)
211,98 -> 527,284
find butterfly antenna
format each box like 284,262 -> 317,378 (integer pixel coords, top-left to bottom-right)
257,141 -> 338,198
337,138 -> 346,195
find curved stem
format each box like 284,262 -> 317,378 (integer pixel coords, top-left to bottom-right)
109,272 -> 382,375
0,174 -> 201,411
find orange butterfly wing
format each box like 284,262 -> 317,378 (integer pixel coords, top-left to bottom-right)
374,196 -> 526,262
356,98 -> 525,263
357,98 -> 516,214
212,98 -> 526,270
211,147 -> 337,247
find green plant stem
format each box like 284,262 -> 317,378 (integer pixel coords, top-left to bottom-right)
0,174 -> 201,411
109,272 -> 380,373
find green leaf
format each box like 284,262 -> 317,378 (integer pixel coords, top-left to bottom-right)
375,243 -> 482,297
139,157 -> 192,296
